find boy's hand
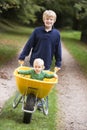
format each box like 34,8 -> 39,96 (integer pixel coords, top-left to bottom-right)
54,67 -> 61,73
18,60 -> 24,66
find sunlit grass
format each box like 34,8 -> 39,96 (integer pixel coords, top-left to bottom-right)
61,30 -> 81,40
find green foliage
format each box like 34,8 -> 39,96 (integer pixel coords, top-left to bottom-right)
74,0 -> 87,42
0,0 -> 20,12
74,0 -> 87,29
74,0 -> 87,19
0,0 -> 85,28
0,0 -> 44,24
16,0 -> 43,24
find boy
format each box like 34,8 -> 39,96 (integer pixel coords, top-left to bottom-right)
18,10 -> 62,72
18,58 -> 58,80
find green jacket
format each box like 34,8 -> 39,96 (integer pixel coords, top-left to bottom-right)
18,69 -> 54,80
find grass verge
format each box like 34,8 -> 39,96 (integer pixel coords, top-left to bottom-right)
0,20 -> 34,66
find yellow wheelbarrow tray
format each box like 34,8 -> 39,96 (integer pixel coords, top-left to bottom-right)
14,66 -> 58,99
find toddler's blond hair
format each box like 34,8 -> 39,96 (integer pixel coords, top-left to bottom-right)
33,58 -> 44,68
43,10 -> 57,22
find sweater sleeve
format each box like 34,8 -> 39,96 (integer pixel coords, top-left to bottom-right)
18,30 -> 36,60
55,32 -> 62,68
18,69 -> 32,75
44,72 -> 54,78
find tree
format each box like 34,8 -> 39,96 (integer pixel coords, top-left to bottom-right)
0,0 -> 20,12
0,0 -> 43,24
16,0 -> 43,24
74,0 -> 87,42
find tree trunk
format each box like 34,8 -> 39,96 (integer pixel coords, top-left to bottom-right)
80,30 -> 87,43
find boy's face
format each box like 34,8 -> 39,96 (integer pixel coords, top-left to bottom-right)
43,16 -> 55,29
34,62 -> 43,74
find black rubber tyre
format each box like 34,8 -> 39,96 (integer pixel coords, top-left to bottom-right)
23,112 -> 32,124
23,93 -> 36,124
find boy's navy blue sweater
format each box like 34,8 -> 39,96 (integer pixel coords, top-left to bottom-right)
19,26 -> 62,70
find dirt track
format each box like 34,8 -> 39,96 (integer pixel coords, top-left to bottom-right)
0,56 -> 18,110
0,44 -> 87,130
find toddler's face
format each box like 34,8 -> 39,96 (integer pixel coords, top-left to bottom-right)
34,63 -> 43,74
43,16 -> 55,29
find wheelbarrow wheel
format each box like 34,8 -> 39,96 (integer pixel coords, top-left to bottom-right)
23,93 -> 36,124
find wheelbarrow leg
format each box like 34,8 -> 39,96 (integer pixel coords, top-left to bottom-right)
41,96 -> 48,115
13,91 -> 22,109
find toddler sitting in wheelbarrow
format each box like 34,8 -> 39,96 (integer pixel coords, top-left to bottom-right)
18,58 -> 58,111
14,58 -> 58,123
18,58 -> 58,80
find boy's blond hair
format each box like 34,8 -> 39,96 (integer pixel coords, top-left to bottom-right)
43,10 -> 57,22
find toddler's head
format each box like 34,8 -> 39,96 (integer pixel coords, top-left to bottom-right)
33,58 -> 45,74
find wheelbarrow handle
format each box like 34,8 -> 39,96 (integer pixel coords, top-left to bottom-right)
18,60 -> 24,66
54,67 -> 61,73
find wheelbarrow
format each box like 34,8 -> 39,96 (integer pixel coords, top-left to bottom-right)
13,66 -> 58,123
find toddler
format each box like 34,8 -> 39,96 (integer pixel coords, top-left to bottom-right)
18,58 -> 58,80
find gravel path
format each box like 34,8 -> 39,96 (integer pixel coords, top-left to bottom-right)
0,45 -> 87,130
0,56 -> 18,111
